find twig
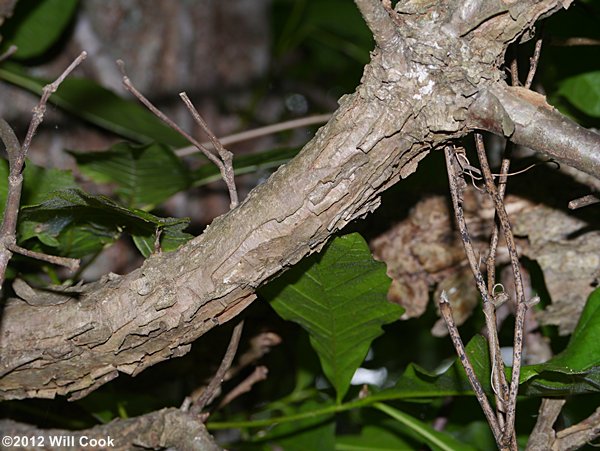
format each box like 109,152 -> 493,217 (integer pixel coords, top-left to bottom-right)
555,406 -> 600,451
438,291 -> 503,443
217,365 -> 268,410
226,331 -> 281,380
548,37 -> 600,46
444,146 -> 508,422
474,134 -> 529,448
0,52 -> 86,288
7,243 -> 79,271
190,320 -> 245,416
118,61 -> 238,209
525,35 -> 543,89
179,92 -> 238,208
568,194 -> 600,210
175,114 -> 331,157
0,45 -> 17,63
526,398 -> 566,451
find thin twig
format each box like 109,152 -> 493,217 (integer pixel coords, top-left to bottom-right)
526,398 -> 566,451
438,291 -> 503,443
509,52 -> 520,86
474,134 -> 528,448
118,61 -> 239,209
190,320 -> 245,416
444,146 -> 508,420
7,244 -> 79,271
568,194 -> 600,210
555,406 -> 600,451
175,114 -> 331,157
525,36 -> 543,89
117,61 -> 222,169
0,52 -> 86,288
179,92 -> 238,208
217,365 -> 268,410
0,45 -> 17,63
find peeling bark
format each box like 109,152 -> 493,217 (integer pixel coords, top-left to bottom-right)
0,0 -> 583,402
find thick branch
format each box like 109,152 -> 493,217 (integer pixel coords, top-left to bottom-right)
0,0 -> 572,402
468,84 -> 600,180
0,408 -> 220,451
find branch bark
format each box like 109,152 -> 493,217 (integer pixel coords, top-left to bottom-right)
0,408 -> 221,451
0,0 -> 581,402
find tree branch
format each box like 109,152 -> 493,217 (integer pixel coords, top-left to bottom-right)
0,0 -> 573,402
0,408 -> 221,451
468,83 -> 600,180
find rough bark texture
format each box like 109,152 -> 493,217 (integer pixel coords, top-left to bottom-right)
2,0 -> 595,404
0,408 -> 220,450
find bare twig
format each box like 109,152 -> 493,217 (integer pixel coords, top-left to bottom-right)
549,36 -> 600,46
554,406 -> 600,451
0,52 -> 86,288
474,134 -> 530,448
7,243 -> 79,271
525,36 -> 543,89
175,114 -> 331,157
179,92 -> 238,208
526,398 -> 566,451
217,365 -> 268,410
0,44 -> 17,63
226,331 -> 281,379
444,146 -> 509,423
568,194 -> 600,210
438,291 -> 503,443
190,320 -> 245,416
118,61 -> 239,209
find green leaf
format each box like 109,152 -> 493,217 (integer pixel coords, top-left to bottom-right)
0,159 -> 78,217
261,233 -> 403,403
0,63 -> 188,146
268,400 -> 335,451
69,142 -> 191,209
336,424 -> 415,450
19,188 -> 192,258
558,71 -> 600,117
373,402 -> 477,451
378,335 -> 492,401
520,288 -> 600,395
0,0 -> 79,59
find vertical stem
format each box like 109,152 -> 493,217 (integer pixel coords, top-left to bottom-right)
444,146 -> 507,448
438,292 -> 504,445
474,134 -> 526,447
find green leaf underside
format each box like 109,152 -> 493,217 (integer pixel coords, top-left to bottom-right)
19,188 -> 192,258
69,142 -> 191,209
261,233 -> 403,403
0,63 -> 188,147
0,0 -> 79,59
558,71 -> 600,118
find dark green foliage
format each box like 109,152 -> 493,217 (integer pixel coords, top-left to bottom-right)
261,233 -> 403,403
0,0 -> 78,59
